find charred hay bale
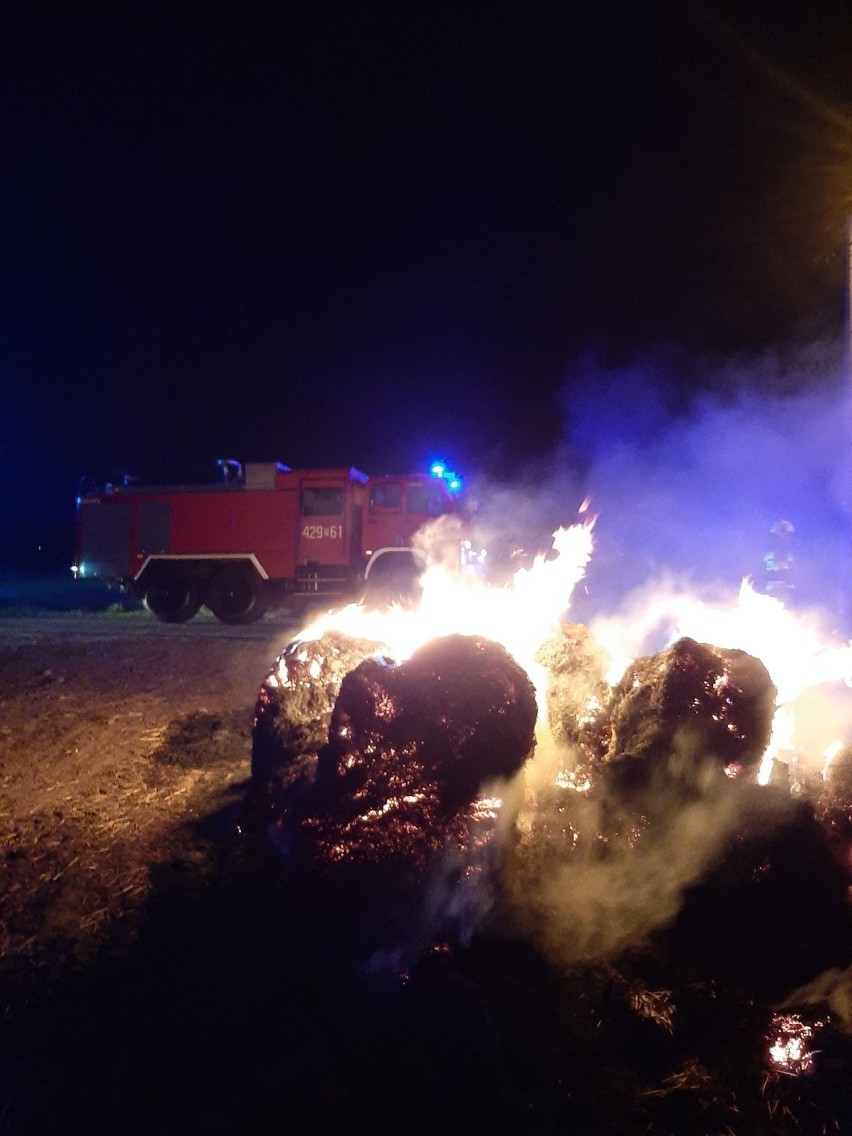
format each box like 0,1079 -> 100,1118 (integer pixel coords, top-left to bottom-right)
251,632 -> 381,787
535,622 -> 610,764
268,635 -> 537,968
299,634 -> 538,869
667,784 -> 852,997
604,637 -> 776,772
515,740 -> 740,882
509,771 -> 852,994
817,745 -> 852,853
820,745 -> 852,805
504,744 -> 743,966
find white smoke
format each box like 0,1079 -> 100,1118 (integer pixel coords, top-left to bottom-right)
783,965 -> 852,1032
463,451 -> 586,584
506,737 -> 748,964
561,341 -> 852,622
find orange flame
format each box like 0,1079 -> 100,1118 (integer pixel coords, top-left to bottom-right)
277,527 -> 852,788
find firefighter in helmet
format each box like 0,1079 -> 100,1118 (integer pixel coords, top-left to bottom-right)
762,519 -> 795,602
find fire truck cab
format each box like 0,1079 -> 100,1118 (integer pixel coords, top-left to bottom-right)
74,462 -> 458,623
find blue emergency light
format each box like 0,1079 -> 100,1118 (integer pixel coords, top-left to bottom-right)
429,460 -> 463,493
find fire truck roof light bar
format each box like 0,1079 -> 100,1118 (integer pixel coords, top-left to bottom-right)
429,460 -> 463,493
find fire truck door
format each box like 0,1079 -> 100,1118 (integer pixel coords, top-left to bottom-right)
298,482 -> 348,563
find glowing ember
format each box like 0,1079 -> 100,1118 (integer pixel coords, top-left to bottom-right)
555,769 -> 592,792
823,739 -> 844,781
767,1013 -> 823,1076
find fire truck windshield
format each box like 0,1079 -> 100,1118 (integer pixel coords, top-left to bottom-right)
370,483 -> 402,510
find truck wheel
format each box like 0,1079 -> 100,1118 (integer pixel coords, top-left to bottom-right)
144,570 -> 201,623
364,553 -> 422,607
207,564 -> 267,624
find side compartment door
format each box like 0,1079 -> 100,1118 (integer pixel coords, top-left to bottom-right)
297,479 -> 347,564
78,500 -> 133,577
137,501 -> 172,557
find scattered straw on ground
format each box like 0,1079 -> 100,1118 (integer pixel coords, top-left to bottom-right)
0,631 -> 285,1015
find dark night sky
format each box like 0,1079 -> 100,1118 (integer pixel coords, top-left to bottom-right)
3,0 -> 852,568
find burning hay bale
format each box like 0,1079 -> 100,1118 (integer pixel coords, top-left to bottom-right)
507,635 -> 780,947
509,751 -> 852,996
603,636 -> 777,773
249,633 -> 537,965
504,626 -> 852,996
535,621 -> 610,765
297,633 -> 537,868
817,744 -> 852,850
250,631 -> 381,800
503,740 -> 745,967
665,783 -> 852,996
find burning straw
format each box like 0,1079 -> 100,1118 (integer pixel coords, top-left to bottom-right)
242,510 -> 852,1133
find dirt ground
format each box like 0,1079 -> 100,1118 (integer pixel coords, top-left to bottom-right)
0,624 -> 290,1010
0,616 -> 311,1134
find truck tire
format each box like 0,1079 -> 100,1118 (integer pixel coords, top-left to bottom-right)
206,564 -> 268,624
144,569 -> 202,623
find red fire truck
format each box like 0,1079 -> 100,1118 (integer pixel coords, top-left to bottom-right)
73,461 -> 459,623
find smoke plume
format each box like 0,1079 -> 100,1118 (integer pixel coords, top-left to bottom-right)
506,737 -> 749,963
561,341 -> 852,622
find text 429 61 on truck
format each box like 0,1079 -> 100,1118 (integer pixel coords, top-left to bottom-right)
73,461 -> 459,623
